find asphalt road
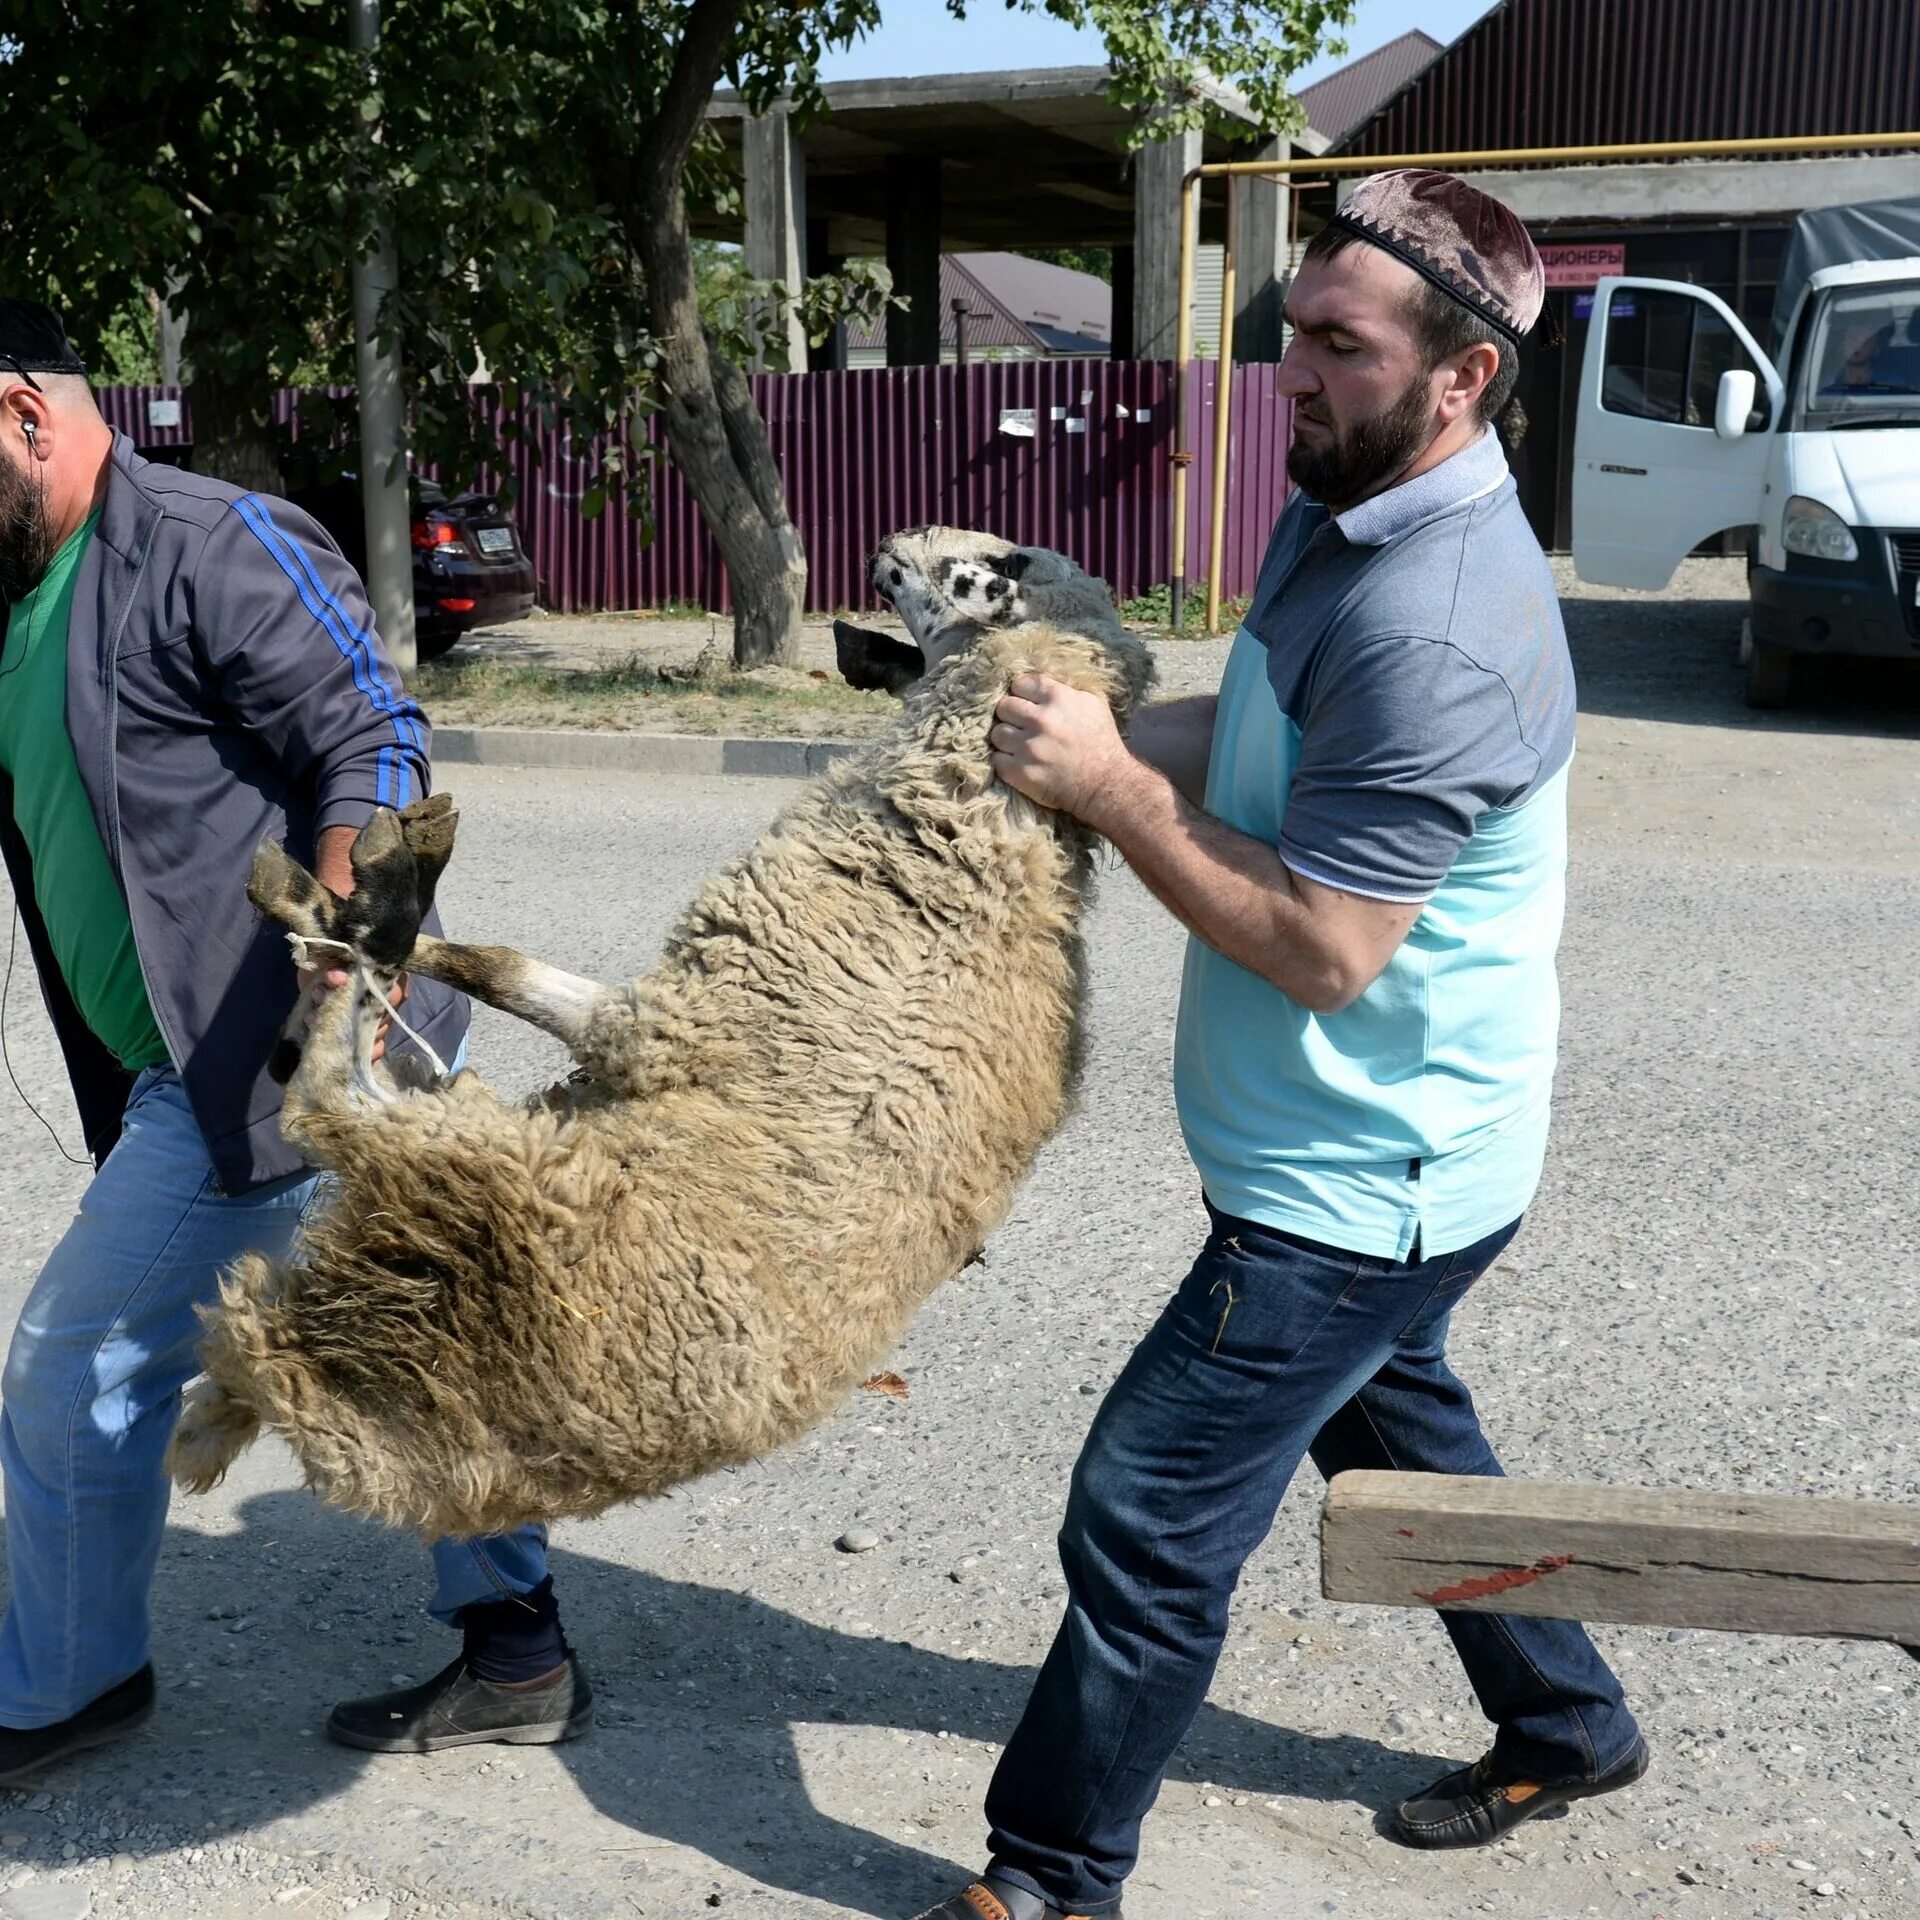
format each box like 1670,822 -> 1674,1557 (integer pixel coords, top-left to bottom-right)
0,571 -> 1916,1920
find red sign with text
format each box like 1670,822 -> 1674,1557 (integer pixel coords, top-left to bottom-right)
1539,243 -> 1626,290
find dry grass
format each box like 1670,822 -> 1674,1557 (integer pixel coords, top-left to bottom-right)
407,651 -> 898,740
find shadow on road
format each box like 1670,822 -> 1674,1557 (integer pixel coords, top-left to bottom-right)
17,1489 -> 1448,1918
1563,590 -> 1920,736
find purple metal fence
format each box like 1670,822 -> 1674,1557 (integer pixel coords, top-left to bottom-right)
1186,361 -> 1291,616
97,365 -> 1290,616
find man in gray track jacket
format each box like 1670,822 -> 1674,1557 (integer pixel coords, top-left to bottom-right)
0,299 -> 591,1779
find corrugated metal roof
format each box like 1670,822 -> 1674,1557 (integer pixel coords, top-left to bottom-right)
844,252 -> 1110,354
962,252 -> 1111,342
1335,0 -> 1920,156
1296,30 -> 1444,143
1027,324 -> 1112,354
845,256 -> 1039,353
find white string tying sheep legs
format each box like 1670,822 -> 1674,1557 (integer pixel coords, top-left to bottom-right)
283,932 -> 447,1118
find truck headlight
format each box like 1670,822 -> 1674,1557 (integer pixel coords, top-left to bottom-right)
1782,496 -> 1859,563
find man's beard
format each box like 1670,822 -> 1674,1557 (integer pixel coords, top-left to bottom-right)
1287,373 -> 1435,511
0,446 -> 56,604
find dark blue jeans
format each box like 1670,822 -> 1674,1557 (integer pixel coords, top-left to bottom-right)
983,1206 -> 1640,1915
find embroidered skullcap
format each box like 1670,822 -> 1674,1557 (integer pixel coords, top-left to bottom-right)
1327,170 -> 1545,344
0,299 -> 87,375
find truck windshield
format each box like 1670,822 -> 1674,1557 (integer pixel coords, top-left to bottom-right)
1797,281 -> 1920,428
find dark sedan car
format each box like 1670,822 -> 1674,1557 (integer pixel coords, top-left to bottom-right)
290,472 -> 538,661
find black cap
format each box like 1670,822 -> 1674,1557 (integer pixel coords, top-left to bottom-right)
0,300 -> 87,376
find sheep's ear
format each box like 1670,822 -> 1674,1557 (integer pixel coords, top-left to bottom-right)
833,620 -> 927,697
992,550 -> 1034,582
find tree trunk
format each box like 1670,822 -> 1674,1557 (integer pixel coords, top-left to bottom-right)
192,368 -> 284,496
707,333 -> 807,665
616,0 -> 807,668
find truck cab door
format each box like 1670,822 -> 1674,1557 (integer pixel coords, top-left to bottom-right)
1573,278 -> 1784,588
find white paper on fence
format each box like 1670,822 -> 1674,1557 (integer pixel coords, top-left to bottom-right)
147,399 -> 182,428
1050,406 -> 1066,421
998,408 -> 1038,438
1065,417 -> 1087,435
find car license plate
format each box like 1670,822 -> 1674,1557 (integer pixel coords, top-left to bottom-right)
475,526 -> 514,555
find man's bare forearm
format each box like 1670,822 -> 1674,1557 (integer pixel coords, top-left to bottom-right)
991,678 -> 1418,1018
315,825 -> 358,901
1085,758 -> 1350,1010
1124,697 -> 1216,808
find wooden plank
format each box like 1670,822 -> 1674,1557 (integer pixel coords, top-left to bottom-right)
1321,1471 -> 1920,1642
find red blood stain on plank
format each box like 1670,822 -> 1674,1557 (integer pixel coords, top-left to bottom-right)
1417,1555 -> 1573,1606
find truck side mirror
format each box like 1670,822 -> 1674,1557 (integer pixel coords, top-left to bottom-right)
1715,368 -> 1758,441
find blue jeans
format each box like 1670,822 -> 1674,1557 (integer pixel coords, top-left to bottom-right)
0,1066 -> 549,1728
985,1206 -> 1640,1915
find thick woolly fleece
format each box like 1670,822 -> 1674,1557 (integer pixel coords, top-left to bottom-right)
168,607 -> 1155,1540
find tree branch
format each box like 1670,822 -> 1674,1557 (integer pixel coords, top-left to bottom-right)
634,0 -> 745,201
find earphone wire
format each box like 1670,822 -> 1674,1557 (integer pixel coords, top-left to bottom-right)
0,907 -> 91,1167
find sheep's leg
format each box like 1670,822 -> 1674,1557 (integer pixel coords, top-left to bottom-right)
278,959 -> 399,1136
387,794 -> 615,1049
251,796 -> 456,1087
251,806 -> 429,1135
258,794 -> 623,1072
249,842 -> 348,1085
404,935 -> 610,1052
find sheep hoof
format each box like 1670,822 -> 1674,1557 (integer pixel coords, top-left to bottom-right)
346,808 -> 423,972
166,1379 -> 260,1493
248,841 -> 336,940
398,794 -> 459,922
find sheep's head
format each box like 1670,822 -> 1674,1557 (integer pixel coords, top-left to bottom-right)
835,527 -> 1149,717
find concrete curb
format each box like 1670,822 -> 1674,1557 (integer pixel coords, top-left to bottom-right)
432,727 -> 864,777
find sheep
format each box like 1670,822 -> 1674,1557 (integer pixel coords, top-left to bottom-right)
165,528 -> 1155,1540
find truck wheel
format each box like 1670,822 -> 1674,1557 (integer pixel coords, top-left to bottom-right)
1745,640 -> 1795,710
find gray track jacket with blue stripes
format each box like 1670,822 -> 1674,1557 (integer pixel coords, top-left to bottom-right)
0,432 -> 467,1192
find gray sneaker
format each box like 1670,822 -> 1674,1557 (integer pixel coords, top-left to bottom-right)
327,1654 -> 593,1753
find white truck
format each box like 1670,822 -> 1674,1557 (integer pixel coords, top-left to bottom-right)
1572,195 -> 1920,707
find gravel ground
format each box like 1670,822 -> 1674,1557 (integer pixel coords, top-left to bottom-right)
0,565 -> 1916,1918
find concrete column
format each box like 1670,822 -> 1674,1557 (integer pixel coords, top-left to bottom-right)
1233,138 -> 1293,362
743,108 -> 809,372
1133,122 -> 1203,362
805,216 -> 847,373
885,156 -> 942,368
1109,245 -> 1136,359
155,289 -> 186,386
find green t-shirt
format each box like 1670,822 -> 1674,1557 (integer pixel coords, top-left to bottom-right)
0,512 -> 169,1071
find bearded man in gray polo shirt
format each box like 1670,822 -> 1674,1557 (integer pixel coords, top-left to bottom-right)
912,173 -> 1645,1920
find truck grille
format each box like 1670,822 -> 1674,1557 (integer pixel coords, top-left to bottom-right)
1891,533 -> 1920,639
